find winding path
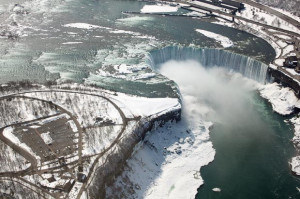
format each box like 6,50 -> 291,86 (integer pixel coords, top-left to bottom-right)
0,89 -> 140,199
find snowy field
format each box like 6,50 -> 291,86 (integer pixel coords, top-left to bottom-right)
22,91 -> 123,128
0,97 -> 59,128
0,138 -> 29,173
236,4 -> 299,32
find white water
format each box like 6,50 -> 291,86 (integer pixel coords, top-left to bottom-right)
146,47 -> 269,84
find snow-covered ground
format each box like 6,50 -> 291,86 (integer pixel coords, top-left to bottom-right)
209,1 -> 297,63
236,4 -> 299,32
290,116 -> 300,175
22,91 -> 123,127
114,92 -> 180,117
3,126 -> 41,164
40,131 -> 53,144
290,156 -> 300,175
106,119 -> 215,199
272,7 -> 300,23
274,58 -> 284,66
259,82 -> 300,115
285,68 -> 300,76
191,0 -> 225,11
195,29 -> 234,48
0,84 -> 182,199
0,138 -> 29,173
0,97 -> 59,128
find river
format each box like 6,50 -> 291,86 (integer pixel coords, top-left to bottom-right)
0,0 -> 298,198
196,93 -> 300,199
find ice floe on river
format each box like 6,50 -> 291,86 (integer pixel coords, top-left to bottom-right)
195,29 -> 234,48
141,4 -> 178,13
63,23 -> 111,30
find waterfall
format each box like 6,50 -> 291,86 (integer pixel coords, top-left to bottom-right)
145,46 -> 269,84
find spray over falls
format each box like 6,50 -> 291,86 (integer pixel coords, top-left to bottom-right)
146,46 -> 269,84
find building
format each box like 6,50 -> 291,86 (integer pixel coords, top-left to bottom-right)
212,0 -> 245,10
283,56 -> 299,68
77,173 -> 87,183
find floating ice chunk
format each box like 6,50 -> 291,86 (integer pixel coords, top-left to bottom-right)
62,42 -> 83,45
141,5 -> 178,13
186,11 -> 206,17
114,64 -> 133,74
109,30 -> 140,35
196,29 -> 234,48
212,188 -> 221,192
117,16 -> 153,26
63,23 -> 111,30
132,73 -> 156,80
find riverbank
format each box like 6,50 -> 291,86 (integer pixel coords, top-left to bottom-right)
155,0 -> 300,178
259,82 -> 300,177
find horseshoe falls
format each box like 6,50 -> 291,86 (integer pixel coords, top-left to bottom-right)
146,46 -> 269,84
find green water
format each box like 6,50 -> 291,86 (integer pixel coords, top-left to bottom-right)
0,0 -> 275,97
196,93 -> 300,199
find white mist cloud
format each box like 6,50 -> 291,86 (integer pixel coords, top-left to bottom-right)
159,60 -> 259,125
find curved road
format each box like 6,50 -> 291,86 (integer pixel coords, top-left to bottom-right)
0,89 -> 139,199
239,0 -> 300,29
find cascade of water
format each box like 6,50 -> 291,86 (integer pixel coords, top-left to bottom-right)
145,46 -> 269,84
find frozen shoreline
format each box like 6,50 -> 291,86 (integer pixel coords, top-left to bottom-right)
106,117 -> 215,199
258,82 -> 300,176
259,83 -> 300,115
195,0 -> 300,178
106,77 -> 300,198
